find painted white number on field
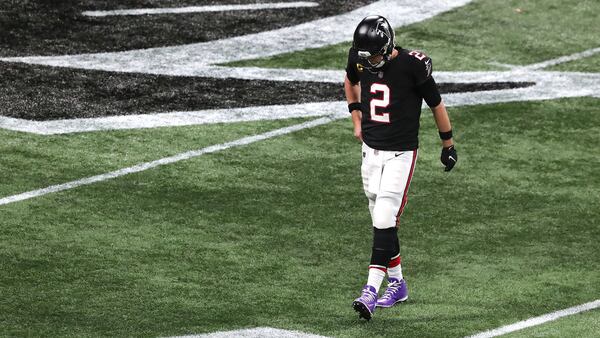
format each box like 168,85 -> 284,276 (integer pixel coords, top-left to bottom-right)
370,83 -> 391,123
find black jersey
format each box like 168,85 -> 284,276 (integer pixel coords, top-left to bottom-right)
346,47 -> 441,151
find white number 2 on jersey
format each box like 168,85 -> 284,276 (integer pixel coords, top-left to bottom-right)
369,83 -> 391,123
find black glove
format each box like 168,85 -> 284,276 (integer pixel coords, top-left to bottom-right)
440,145 -> 457,172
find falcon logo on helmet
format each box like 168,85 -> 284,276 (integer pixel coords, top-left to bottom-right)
353,15 -> 395,72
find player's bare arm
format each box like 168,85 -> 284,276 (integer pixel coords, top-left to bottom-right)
344,75 -> 362,141
430,100 -> 458,171
430,100 -> 453,148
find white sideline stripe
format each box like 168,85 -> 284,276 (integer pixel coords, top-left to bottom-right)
82,2 -> 319,17
0,101 -> 346,135
0,116 -> 340,207
520,47 -> 600,70
465,299 -> 600,338
168,327 -> 329,338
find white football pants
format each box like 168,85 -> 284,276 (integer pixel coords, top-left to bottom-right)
361,142 -> 418,229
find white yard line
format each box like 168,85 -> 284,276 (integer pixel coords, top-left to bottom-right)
520,46 -> 600,70
487,47 -> 600,71
0,116 -> 340,206
465,299 -> 600,338
82,2 -> 319,17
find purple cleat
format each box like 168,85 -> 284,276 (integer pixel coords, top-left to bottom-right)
376,278 -> 408,308
352,285 -> 378,320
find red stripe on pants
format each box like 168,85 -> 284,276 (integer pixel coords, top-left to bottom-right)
396,150 -> 417,225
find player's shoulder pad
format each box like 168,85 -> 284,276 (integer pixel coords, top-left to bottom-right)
406,49 -> 433,79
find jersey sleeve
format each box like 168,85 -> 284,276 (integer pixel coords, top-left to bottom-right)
409,50 -> 433,85
409,51 -> 440,107
345,48 -> 360,85
416,76 -> 442,108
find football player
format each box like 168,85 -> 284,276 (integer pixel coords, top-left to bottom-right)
345,15 -> 457,320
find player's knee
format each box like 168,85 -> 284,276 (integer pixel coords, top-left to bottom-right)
372,212 -> 396,229
371,195 -> 401,229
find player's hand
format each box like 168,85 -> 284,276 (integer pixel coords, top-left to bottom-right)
440,145 -> 457,172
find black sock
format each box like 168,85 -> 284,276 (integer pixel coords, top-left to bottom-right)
370,227 -> 398,267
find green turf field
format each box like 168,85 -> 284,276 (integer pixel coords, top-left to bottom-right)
1,0 -> 599,337
2,98 -> 599,337
0,118 -> 311,197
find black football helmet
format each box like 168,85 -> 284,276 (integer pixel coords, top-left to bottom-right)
353,15 -> 395,71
